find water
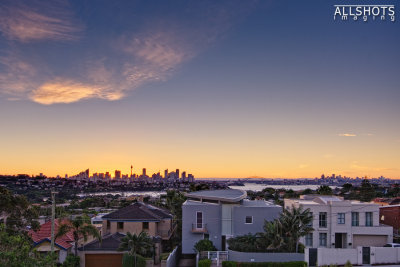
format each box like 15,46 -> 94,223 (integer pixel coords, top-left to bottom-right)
77,191 -> 166,198
229,183 -> 336,192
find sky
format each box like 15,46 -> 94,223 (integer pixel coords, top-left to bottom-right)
0,0 -> 399,178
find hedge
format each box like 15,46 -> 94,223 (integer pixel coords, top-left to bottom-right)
198,259 -> 212,267
222,261 -> 307,267
122,254 -> 146,267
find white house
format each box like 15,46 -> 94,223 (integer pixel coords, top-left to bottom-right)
284,195 -> 393,249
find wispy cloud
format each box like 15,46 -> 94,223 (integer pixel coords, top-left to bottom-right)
31,80 -> 122,105
0,1 -> 257,104
0,0 -> 83,42
338,133 -> 357,137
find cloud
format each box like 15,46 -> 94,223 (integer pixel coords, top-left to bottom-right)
0,1 -> 257,104
0,0 -> 83,42
31,80 -> 123,105
338,133 -> 357,137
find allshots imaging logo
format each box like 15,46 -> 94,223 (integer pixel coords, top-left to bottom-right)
333,4 -> 395,22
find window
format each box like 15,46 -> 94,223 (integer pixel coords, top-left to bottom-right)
319,233 -> 327,247
307,212 -> 313,227
337,213 -> 345,224
196,211 -> 203,228
245,216 -> 253,224
366,212 -> 373,226
204,234 -> 209,240
143,222 -> 149,230
106,220 -> 110,229
351,212 -> 359,226
305,233 -> 313,247
319,212 -> 327,228
117,222 -> 124,229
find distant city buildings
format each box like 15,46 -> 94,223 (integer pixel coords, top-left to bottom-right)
63,166 -> 195,184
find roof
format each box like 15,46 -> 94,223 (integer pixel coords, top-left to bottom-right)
186,189 -> 246,203
102,202 -> 172,221
241,199 -> 280,207
79,232 -> 126,251
29,219 -> 74,250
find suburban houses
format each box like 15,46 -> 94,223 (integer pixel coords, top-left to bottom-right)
79,202 -> 176,267
284,195 -> 393,249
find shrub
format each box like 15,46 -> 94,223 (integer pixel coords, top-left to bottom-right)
194,239 -> 217,252
62,255 -> 80,267
198,259 -> 212,267
122,253 -> 146,267
344,260 -> 352,267
222,261 -> 238,267
230,261 -> 307,267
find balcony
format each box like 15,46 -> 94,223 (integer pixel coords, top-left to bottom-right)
191,223 -> 207,233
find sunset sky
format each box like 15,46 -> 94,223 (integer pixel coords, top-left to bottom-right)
0,0 -> 399,178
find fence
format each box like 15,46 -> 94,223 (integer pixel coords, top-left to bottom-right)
228,250 -> 304,263
305,247 -> 400,266
198,251 -> 229,266
165,247 -> 178,267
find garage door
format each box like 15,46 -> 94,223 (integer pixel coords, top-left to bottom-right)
85,254 -> 123,267
353,235 -> 387,248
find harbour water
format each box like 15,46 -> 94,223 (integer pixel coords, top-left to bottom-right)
77,183 -> 334,197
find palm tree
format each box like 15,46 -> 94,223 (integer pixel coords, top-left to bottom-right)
280,205 -> 313,252
118,231 -> 153,267
260,219 -> 285,251
56,215 -> 101,256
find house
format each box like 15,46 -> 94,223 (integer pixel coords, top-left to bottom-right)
29,219 -> 74,263
182,189 -> 281,254
79,202 -> 174,267
101,202 -> 175,241
284,195 -> 393,249
379,204 -> 400,239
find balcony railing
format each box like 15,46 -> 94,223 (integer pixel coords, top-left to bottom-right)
191,223 -> 207,233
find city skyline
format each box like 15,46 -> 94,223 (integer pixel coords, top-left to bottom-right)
0,0 -> 399,179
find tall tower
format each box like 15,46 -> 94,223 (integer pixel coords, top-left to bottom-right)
164,169 -> 168,179
131,165 -> 133,177
176,169 -> 179,180
142,168 -> 146,176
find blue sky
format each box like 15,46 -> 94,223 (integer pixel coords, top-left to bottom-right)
0,0 -> 399,178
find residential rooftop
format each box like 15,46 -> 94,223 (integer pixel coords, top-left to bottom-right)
102,202 -> 172,221
185,189 -> 246,203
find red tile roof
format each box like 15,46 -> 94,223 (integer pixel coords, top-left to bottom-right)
29,219 -> 74,249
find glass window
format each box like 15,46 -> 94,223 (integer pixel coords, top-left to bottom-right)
319,212 -> 327,228
106,220 -> 110,229
351,212 -> 359,226
305,233 -> 313,247
143,222 -> 149,229
245,216 -> 253,224
196,211 -> 203,228
117,221 -> 124,229
319,233 -> 327,247
366,212 -> 373,226
337,213 -> 345,224
307,212 -> 313,227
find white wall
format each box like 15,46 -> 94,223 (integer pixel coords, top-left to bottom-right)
307,247 -> 400,266
316,248 -> 359,266
371,247 -> 400,264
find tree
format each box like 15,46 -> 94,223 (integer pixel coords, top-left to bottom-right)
56,215 -> 101,256
118,231 -> 153,267
0,186 -> 40,233
165,190 -> 186,245
316,185 -> 333,195
359,179 -> 376,202
194,239 -> 217,253
260,219 -> 285,251
0,224 -> 56,267
280,205 -> 314,252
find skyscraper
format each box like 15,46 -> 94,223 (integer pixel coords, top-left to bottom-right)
176,169 -> 179,179
142,168 -> 146,177
115,170 -> 121,179
164,169 -> 168,179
